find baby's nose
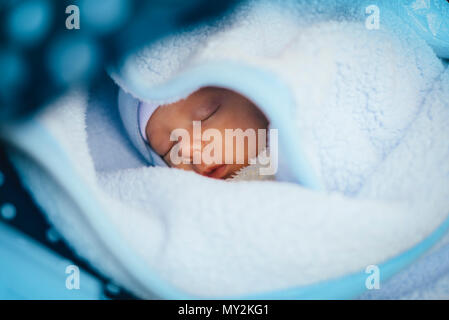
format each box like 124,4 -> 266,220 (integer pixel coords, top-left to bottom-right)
190,138 -> 223,175
173,135 -> 201,164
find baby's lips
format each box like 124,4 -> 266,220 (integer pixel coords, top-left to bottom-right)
203,164 -> 228,179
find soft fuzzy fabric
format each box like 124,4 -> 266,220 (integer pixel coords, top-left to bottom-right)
4,0 -> 449,299
117,89 -> 168,167
104,0 -> 449,296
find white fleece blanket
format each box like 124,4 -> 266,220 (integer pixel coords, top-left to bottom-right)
99,0 -> 449,296
7,0 -> 449,298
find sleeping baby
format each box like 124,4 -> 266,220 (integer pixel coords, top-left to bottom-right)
119,86 -> 276,181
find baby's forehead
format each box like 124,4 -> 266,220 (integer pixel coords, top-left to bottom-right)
148,86 -> 229,129
146,101 -> 186,141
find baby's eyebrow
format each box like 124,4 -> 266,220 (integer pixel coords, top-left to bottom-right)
192,100 -> 217,119
190,106 -> 204,120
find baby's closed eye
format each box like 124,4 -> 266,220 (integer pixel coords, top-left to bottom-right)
195,102 -> 221,121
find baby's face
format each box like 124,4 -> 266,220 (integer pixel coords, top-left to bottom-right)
146,87 -> 269,179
